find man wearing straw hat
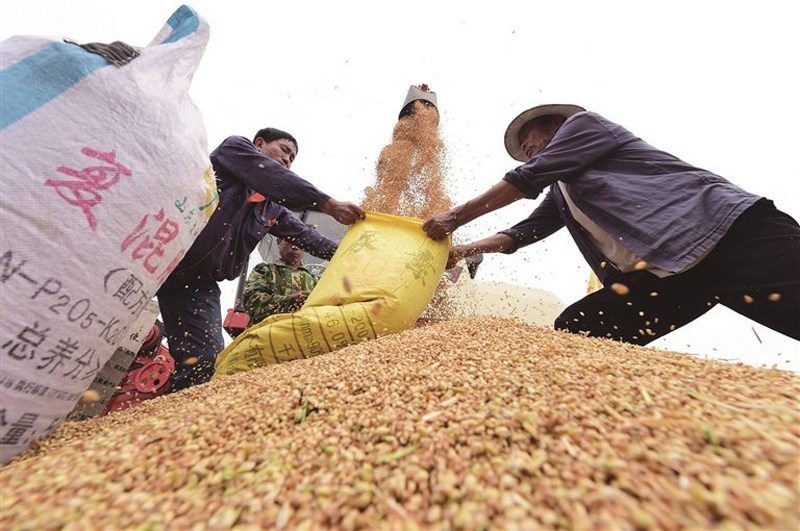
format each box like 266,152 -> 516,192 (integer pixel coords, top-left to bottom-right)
423,105 -> 800,344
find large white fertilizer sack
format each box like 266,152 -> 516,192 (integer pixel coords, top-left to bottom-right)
0,5 -> 217,464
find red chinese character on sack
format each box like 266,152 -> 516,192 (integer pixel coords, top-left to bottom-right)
121,208 -> 180,274
44,148 -> 132,231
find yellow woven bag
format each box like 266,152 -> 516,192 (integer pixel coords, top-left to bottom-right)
213,212 -> 450,376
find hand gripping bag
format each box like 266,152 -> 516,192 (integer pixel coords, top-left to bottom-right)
213,212 -> 450,376
0,5 -> 217,464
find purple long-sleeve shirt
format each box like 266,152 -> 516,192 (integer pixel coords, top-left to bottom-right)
500,111 -> 760,280
170,136 -> 338,282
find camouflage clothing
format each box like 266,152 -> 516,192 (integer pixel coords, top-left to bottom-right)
243,260 -> 318,324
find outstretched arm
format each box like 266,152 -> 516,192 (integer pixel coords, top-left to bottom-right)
211,136 -> 364,225
444,190 -> 565,268
269,206 -> 339,260
447,233 -> 515,269
211,136 -> 331,210
423,180 -> 525,240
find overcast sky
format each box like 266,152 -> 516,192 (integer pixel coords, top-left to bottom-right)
2,0 -> 797,371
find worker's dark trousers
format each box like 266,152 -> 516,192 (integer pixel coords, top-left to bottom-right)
555,199 -> 800,345
156,276 -> 224,392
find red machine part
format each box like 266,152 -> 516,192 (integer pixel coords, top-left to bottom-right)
130,345 -> 174,393
223,307 -> 250,339
100,322 -> 175,416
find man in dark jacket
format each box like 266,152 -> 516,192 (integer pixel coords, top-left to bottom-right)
158,127 -> 364,391
423,104 -> 799,345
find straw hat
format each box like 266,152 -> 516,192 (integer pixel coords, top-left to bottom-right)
504,104 -> 585,161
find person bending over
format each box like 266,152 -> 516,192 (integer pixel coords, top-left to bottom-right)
423,104 -> 799,345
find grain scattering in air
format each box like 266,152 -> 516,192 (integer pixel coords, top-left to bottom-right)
360,96 -> 458,322
360,101 -> 452,219
3,317 -> 798,530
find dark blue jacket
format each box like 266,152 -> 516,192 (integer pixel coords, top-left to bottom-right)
500,112 -> 760,281
169,136 -> 338,283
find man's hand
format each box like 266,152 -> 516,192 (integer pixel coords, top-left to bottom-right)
444,234 -> 514,268
424,180 -> 525,241
423,210 -> 459,241
288,291 -> 311,311
321,199 -> 365,225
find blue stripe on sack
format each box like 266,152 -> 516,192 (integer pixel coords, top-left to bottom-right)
161,5 -> 200,44
0,41 -> 108,130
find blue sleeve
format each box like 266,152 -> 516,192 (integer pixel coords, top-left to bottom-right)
498,190 -> 564,252
502,112 -> 623,199
210,136 -> 332,210
268,206 -> 338,260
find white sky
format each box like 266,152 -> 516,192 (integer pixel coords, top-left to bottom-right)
2,0 -> 798,372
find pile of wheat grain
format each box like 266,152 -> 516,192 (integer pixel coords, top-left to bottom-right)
2,317 -> 797,530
